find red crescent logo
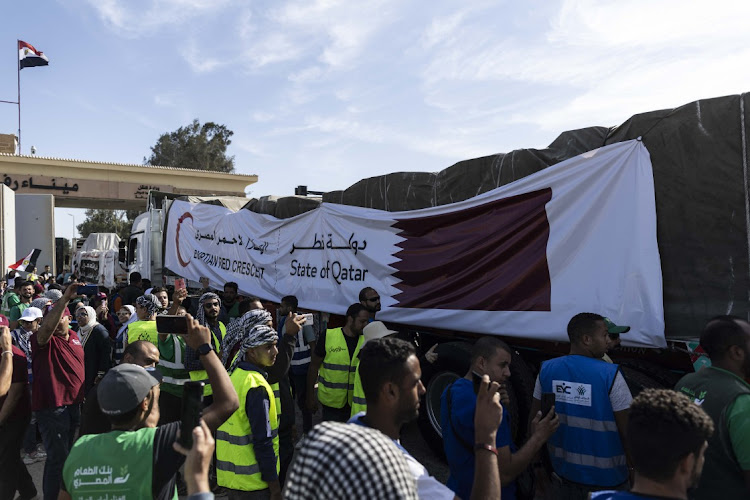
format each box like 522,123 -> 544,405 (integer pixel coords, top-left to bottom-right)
176,212 -> 194,267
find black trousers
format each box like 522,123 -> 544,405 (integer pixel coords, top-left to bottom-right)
0,415 -> 37,500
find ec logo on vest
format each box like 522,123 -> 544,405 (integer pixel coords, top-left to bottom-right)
552,380 -> 592,407
556,382 -> 572,394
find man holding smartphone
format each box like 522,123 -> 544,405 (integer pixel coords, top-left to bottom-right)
442,336 -> 559,500
59,315 -> 239,500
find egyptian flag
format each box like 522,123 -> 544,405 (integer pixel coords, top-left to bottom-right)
18,41 -> 49,69
8,249 -> 41,272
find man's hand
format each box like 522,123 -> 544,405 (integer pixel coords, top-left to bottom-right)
172,288 -> 188,304
424,344 -> 438,364
474,374 -> 503,445
283,312 -> 306,336
96,302 -> 108,317
173,419 -> 214,496
530,407 -> 560,442
184,314 -> 211,350
0,326 -> 11,352
62,283 -> 79,302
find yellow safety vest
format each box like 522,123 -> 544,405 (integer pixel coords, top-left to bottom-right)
230,350 -> 282,423
317,328 -> 363,409
126,320 -> 159,346
188,322 -> 226,396
350,365 -> 367,417
216,368 -> 279,491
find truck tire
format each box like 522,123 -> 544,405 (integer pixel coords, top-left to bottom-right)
619,365 -> 663,396
417,341 -> 473,458
618,359 -> 681,389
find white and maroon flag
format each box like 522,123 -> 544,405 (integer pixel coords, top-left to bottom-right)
18,40 -> 49,69
165,140 -> 665,347
8,248 -> 41,272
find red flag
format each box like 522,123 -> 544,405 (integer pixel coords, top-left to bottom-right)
8,249 -> 41,271
18,40 -> 49,69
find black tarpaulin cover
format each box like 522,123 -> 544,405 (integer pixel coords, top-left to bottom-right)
244,93 -> 750,338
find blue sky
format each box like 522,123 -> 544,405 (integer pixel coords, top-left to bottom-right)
2,1 -> 749,240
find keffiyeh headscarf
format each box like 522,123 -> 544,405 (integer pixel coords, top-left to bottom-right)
44,289 -> 63,303
228,324 -> 278,374
196,292 -> 221,326
221,309 -> 273,365
136,294 -> 161,319
31,297 -> 52,312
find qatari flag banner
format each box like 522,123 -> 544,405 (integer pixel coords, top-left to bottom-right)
165,139 -> 664,347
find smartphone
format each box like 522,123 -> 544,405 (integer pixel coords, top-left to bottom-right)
541,392 -> 556,418
77,284 -> 98,295
472,370 -> 483,394
177,381 -> 204,449
300,313 -> 314,326
175,278 -> 186,290
156,315 -> 188,334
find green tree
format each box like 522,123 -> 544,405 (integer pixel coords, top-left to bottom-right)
78,209 -> 139,240
144,119 -> 235,172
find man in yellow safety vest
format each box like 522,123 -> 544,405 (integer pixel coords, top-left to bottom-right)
306,303 -> 369,422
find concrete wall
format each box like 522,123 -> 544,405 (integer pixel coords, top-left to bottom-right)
16,194 -> 55,274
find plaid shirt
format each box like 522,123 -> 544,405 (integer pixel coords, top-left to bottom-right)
284,422 -> 418,499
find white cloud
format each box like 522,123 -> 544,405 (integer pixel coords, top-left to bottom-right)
86,0 -> 235,37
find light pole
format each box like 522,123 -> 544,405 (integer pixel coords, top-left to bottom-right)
68,213 -> 76,239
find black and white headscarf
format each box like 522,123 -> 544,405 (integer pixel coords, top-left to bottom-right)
196,292 -> 221,327
227,324 -> 278,374
136,294 -> 161,318
221,309 -> 272,365
284,422 -> 418,500
44,289 -> 63,303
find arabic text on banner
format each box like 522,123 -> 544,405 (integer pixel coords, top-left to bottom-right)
164,140 -> 664,347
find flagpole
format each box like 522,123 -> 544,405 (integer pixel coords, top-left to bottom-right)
16,40 -> 21,155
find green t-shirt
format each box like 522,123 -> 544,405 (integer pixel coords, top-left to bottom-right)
1,291 -> 20,316
9,302 -> 29,322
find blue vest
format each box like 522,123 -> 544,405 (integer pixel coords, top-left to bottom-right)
539,355 -> 627,487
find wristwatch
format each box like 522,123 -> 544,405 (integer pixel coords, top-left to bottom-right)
197,343 -> 214,356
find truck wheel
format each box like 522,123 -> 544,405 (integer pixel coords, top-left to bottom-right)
618,359 -> 681,389
619,365 -> 663,396
417,341 -> 473,458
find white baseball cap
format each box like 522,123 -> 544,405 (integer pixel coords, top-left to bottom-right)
19,307 -> 43,322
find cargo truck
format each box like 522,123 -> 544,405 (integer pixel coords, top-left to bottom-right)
130,92 -> 750,450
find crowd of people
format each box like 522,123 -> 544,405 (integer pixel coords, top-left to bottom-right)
0,268 -> 748,500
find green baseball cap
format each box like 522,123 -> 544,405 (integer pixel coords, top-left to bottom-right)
603,317 -> 630,334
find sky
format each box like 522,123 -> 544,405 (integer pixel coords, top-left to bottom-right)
2,0 -> 750,240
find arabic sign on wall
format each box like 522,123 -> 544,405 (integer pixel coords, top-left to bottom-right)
165,140 -> 665,347
2,174 -> 168,201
